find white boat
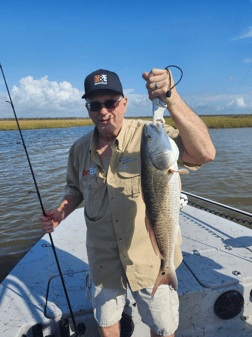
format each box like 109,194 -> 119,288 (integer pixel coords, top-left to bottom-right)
1,195 -> 252,337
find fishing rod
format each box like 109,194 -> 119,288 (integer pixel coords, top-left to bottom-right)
0,64 -> 84,336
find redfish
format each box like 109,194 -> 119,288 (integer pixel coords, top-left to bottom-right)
141,123 -> 187,297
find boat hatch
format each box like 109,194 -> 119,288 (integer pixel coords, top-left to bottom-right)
179,206 -> 252,289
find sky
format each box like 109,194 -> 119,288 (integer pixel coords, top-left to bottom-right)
0,0 -> 251,118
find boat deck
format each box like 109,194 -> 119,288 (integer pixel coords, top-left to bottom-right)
1,205 -> 252,336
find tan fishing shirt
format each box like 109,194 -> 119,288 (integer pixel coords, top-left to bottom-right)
65,119 -> 199,292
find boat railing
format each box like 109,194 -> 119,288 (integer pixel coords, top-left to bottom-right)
181,190 -> 252,227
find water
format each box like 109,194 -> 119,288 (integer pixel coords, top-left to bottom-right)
180,128 -> 252,213
0,126 -> 251,282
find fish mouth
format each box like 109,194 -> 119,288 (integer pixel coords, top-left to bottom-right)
143,123 -> 167,141
144,122 -> 162,133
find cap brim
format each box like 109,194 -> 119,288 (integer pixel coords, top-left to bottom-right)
82,89 -> 124,100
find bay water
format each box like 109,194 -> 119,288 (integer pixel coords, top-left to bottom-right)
0,126 -> 251,282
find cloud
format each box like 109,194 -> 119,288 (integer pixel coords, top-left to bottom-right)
124,89 -> 152,117
1,76 -> 252,119
231,27 -> 252,41
244,58 -> 252,63
0,76 -> 154,118
1,75 -> 86,118
183,93 -> 252,114
228,97 -> 247,108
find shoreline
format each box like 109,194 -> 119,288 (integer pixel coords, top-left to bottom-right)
0,115 -> 252,130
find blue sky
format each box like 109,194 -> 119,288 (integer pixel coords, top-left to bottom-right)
0,0 -> 251,118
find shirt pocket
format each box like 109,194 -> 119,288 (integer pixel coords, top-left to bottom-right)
117,171 -> 141,209
80,176 -> 106,221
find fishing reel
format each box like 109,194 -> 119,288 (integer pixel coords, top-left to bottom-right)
23,319 -> 86,337
58,318 -> 86,337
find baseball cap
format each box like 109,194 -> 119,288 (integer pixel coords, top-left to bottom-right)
82,69 -> 124,99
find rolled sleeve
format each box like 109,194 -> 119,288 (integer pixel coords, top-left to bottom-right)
65,149 -> 84,200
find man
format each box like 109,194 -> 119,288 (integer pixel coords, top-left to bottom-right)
40,68 -> 216,337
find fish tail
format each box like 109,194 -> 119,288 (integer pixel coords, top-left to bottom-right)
151,269 -> 178,297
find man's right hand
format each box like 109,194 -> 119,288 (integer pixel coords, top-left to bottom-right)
39,209 -> 63,233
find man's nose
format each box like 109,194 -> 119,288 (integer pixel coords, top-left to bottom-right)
99,105 -> 109,114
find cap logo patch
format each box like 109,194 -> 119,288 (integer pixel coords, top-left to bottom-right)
94,74 -> 107,85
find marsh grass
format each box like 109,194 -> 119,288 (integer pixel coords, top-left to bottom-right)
0,115 -> 252,130
0,119 -> 94,130
201,115 -> 252,129
166,115 -> 252,129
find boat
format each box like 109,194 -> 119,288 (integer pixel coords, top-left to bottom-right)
0,193 -> 252,337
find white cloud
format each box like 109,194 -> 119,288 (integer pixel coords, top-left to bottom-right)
228,97 -> 247,108
1,76 -> 252,119
124,89 -> 152,117
244,58 -> 252,63
183,93 -> 252,115
231,27 -> 252,41
3,75 -> 86,118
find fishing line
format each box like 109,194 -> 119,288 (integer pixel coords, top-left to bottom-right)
0,64 -> 82,336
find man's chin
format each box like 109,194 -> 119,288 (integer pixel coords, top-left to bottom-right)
98,123 -> 115,135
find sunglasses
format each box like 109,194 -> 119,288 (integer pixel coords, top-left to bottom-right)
86,98 -> 122,111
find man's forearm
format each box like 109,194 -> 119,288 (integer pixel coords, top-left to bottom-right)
57,195 -> 83,221
142,68 -> 216,165
167,96 -> 216,164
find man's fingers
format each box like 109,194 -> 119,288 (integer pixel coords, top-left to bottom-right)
150,68 -> 167,75
42,221 -> 55,233
42,227 -> 54,233
149,79 -> 168,90
142,72 -> 149,81
148,72 -> 168,83
39,209 -> 50,220
39,214 -> 49,222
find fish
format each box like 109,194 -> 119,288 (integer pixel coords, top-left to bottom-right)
141,122 -> 188,297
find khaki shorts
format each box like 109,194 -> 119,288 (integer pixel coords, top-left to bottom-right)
86,274 -> 179,336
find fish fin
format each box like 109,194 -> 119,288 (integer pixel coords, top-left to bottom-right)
178,174 -> 181,193
145,212 -> 164,259
152,268 -> 178,297
169,168 -> 189,175
178,168 -> 189,175
176,227 -> 182,245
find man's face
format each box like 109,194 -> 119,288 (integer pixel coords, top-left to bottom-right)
86,92 -> 128,139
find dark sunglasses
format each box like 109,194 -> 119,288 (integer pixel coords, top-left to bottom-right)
86,98 -> 122,111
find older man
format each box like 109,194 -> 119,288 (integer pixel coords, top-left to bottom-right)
40,68 -> 215,337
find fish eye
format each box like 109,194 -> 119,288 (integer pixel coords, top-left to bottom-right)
147,134 -> 151,140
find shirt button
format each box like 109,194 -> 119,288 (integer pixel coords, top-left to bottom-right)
119,238 -> 122,241
111,197 -> 114,201
115,219 -> 119,222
